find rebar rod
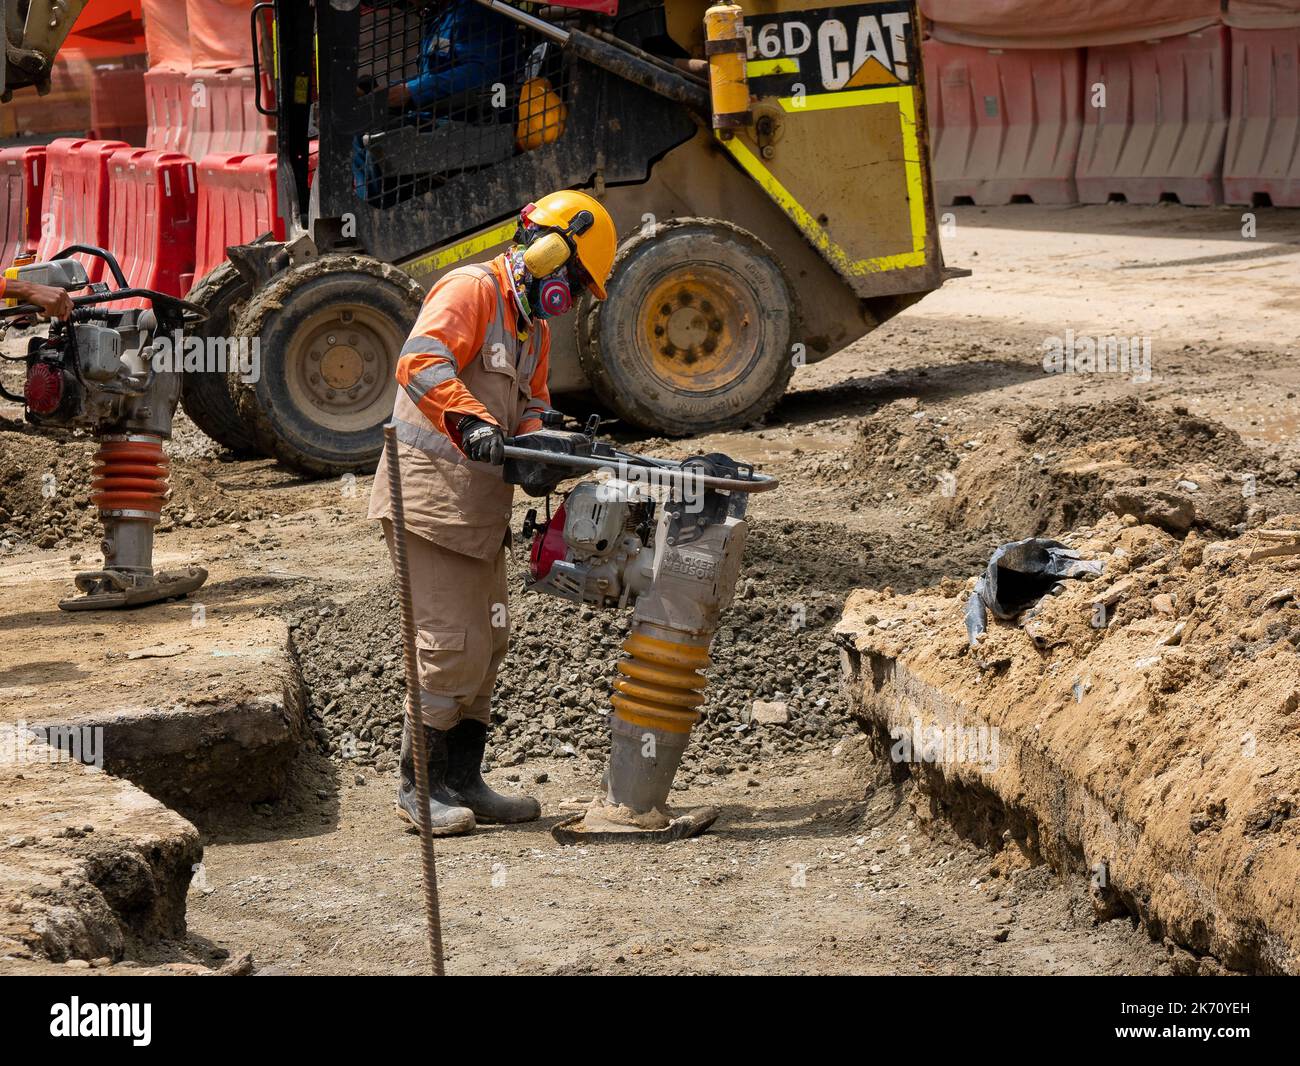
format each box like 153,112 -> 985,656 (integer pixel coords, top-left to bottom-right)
384,423 -> 446,976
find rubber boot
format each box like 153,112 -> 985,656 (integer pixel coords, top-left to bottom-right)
446,719 -> 541,824
396,721 -> 475,836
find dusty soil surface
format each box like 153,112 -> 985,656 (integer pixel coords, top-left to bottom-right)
0,587 -> 303,820
2,203 -> 1298,974
182,746 -> 1168,975
0,751 -> 201,964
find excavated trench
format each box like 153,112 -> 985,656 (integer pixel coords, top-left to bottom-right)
837,515 -> 1300,976
810,396 -> 1300,974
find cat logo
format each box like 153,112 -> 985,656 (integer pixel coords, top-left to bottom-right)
745,1 -> 916,97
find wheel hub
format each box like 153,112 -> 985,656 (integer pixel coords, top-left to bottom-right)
287,306 -> 398,432
319,341 -> 365,391
641,270 -> 757,392
664,304 -> 714,351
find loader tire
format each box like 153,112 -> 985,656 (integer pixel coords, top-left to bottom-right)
230,255 -> 425,478
577,218 -> 798,435
179,263 -> 262,456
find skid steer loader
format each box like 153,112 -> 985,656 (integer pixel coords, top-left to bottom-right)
182,0 -> 952,476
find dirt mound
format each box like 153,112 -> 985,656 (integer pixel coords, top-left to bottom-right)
838,512 -> 1300,973
0,423 -> 95,551
1016,397 -> 1256,465
0,419 -> 272,554
289,519 -> 886,782
811,397 -> 1300,542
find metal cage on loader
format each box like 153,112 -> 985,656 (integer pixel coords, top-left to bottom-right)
181,0 -> 952,476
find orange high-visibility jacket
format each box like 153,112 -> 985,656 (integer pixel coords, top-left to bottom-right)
368,253 -> 554,559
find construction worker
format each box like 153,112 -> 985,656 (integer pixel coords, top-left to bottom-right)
369,190 -> 616,835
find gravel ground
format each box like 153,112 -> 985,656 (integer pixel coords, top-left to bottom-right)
291,518 -> 877,783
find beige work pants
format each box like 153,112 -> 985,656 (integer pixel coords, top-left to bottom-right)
381,520 -> 509,730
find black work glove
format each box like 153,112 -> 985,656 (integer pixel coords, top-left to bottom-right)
502,429 -> 593,497
458,416 -> 505,465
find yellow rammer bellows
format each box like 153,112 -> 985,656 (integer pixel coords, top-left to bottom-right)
610,629 -> 711,734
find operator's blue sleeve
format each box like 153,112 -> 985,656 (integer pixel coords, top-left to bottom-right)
404,4 -> 518,108
405,54 -> 491,106
352,136 -> 381,201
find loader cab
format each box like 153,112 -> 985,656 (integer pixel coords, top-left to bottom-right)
351,0 -> 572,208
304,0 -> 693,263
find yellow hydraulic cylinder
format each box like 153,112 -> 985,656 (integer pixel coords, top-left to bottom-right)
704,3 -> 751,132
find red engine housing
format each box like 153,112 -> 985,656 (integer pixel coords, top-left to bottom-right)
24,361 -> 65,416
529,501 -> 569,581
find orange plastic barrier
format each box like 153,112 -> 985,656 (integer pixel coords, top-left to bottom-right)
925,40 -> 1084,205
36,138 -> 130,284
144,68 -> 192,153
193,152 -> 283,282
105,148 -> 199,307
143,0 -> 191,71
90,65 -> 149,144
0,146 -> 46,268
921,0 -> 1220,49
1223,27 -> 1300,206
185,69 -> 276,162
1226,1 -> 1300,32
187,0 -> 257,70
1075,28 -> 1230,205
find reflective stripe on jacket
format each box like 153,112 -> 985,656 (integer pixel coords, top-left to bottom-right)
368,254 -> 552,559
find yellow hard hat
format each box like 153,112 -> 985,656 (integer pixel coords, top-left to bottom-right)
524,189 -> 616,300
